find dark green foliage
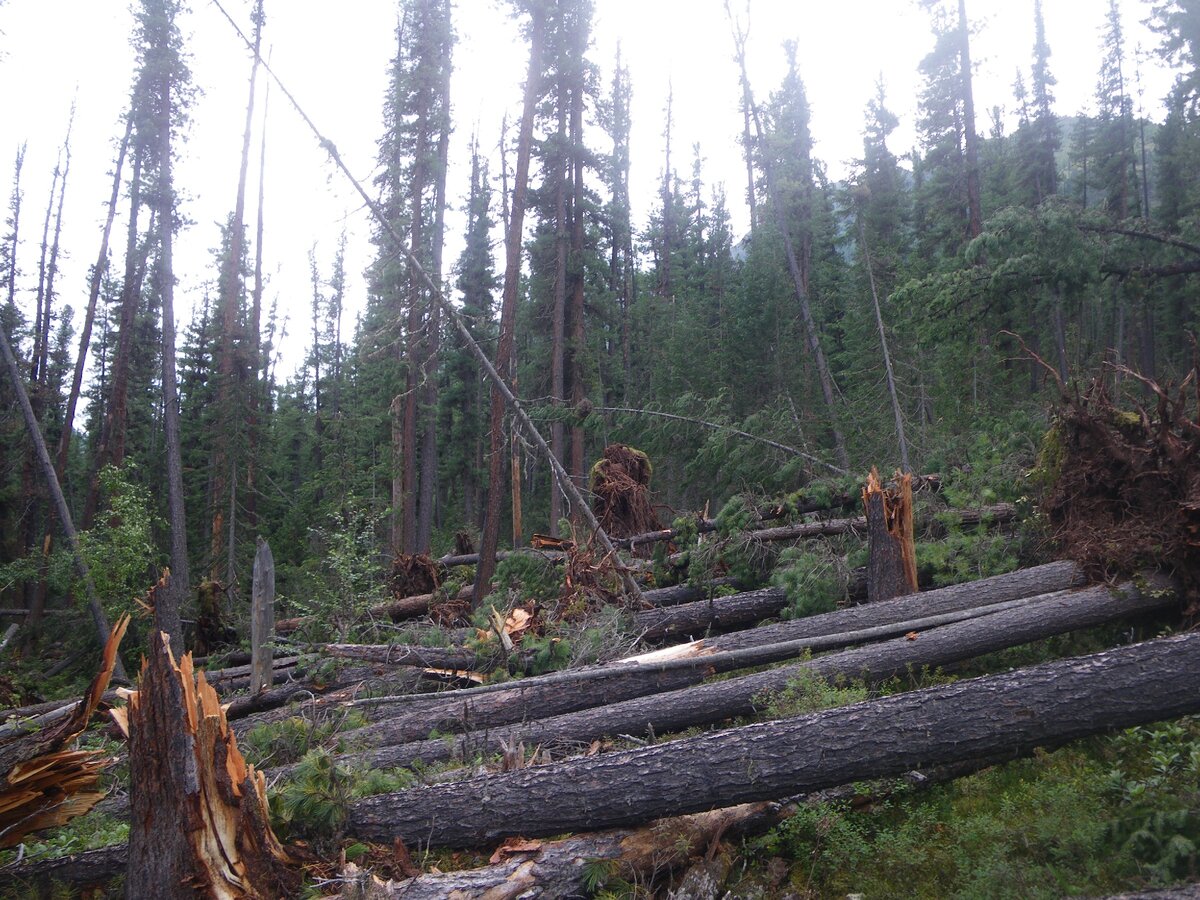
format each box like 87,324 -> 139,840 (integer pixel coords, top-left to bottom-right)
771,547 -> 842,619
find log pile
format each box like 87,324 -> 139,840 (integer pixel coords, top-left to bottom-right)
7,440 -> 1200,896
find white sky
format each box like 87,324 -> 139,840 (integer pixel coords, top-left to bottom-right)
0,0 -> 1177,379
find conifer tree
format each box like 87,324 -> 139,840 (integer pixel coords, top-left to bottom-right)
372,0 -> 453,555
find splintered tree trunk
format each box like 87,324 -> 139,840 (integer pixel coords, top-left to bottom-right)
348,626 -> 1200,849
863,468 -> 917,602
125,624 -> 297,897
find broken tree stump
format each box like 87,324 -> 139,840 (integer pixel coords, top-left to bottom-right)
347,625 -> 1200,849
123,626 -> 299,898
863,467 -> 918,602
251,537 -> 275,695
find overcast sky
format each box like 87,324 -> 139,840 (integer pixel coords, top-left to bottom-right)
0,0 -> 1177,379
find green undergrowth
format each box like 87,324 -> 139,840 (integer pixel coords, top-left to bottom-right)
730,717 -> 1200,899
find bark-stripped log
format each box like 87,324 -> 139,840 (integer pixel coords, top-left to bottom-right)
124,631 -> 299,897
347,620 -> 1197,848
322,561 -> 1085,751
327,579 -> 1174,776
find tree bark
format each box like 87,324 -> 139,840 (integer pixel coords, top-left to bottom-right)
156,78 -> 188,657
250,537 -> 275,694
709,558 -> 1080,651
475,9 -> 544,602
863,468 -> 917,602
321,561 -> 1082,755
335,579 -> 1169,777
348,610 -> 1197,849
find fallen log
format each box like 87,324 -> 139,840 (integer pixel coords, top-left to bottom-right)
347,618 -> 1199,848
276,579 -> 731,634
707,558 -> 1084,651
635,558 -> 1079,644
668,502 -> 1016,565
326,578 -> 1174,775
325,561 -> 1086,750
0,844 -> 128,892
321,643 -> 511,671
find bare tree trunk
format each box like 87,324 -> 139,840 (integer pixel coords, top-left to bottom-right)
55,116 -> 130,487
84,145 -> 145,529
858,220 -> 909,471
210,0 -> 262,585
959,0 -> 983,239
399,124 -> 427,556
550,81 -> 568,537
245,63 -> 270,534
416,22 -> 451,553
728,18 -> 849,470
568,70 -> 587,515
476,10 -> 544,602
157,79 -> 188,658
0,299 -> 123,677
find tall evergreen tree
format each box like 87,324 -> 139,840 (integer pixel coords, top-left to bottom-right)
372,0 -> 453,555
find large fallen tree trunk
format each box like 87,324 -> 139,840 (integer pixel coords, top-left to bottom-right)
325,578 -> 1173,775
341,754 -> 992,899
636,558 -> 1080,644
325,561 -> 1086,750
347,621 -> 1199,848
706,559 -> 1083,651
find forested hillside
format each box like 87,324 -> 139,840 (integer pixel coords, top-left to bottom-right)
5,0 -> 1198,635
4,2 -> 1200,894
